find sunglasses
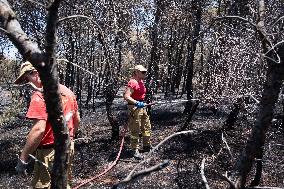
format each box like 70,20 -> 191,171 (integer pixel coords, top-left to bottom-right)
25,70 -> 35,77
140,71 -> 147,74
23,70 -> 35,80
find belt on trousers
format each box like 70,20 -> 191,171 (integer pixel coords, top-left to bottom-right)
37,144 -> 54,149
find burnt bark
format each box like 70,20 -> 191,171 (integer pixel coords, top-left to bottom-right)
223,99 -> 243,130
180,100 -> 199,131
104,77 -> 119,141
146,0 -> 165,103
249,148 -> 263,187
184,0 -> 202,114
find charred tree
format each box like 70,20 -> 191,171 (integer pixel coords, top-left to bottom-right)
223,98 -> 244,130
232,1 -> 284,188
249,148 -> 264,187
146,0 -> 165,103
184,0 -> 202,114
233,45 -> 284,188
180,100 -> 199,131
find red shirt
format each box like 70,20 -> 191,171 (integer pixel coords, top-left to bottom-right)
127,79 -> 146,101
26,84 -> 78,147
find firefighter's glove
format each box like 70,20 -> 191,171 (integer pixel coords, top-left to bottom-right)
135,101 -> 145,108
15,157 -> 28,175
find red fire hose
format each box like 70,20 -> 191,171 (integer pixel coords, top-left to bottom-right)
72,125 -> 127,189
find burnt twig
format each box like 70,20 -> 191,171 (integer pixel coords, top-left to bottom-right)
112,160 -> 169,189
112,130 -> 195,188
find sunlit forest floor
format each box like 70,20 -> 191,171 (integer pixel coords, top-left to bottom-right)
0,91 -> 283,189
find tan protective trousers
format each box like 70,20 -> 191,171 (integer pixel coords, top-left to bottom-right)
31,141 -> 74,189
128,105 -> 151,150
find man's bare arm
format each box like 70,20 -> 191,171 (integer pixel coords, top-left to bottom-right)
20,119 -> 46,162
124,87 -> 136,104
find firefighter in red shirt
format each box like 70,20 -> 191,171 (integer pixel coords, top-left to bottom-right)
124,65 -> 152,159
14,61 -> 80,189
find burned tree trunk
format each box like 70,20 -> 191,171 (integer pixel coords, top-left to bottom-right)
180,100 -> 199,131
146,0 -> 165,103
233,46 -> 284,188
0,0 -> 70,188
184,0 -> 202,114
249,148 -> 263,187
223,98 -> 244,130
105,81 -> 119,141
231,1 -> 284,188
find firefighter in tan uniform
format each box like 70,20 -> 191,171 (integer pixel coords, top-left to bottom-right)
14,62 -> 80,189
124,65 -> 152,159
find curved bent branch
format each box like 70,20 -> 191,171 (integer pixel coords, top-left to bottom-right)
112,160 -> 170,189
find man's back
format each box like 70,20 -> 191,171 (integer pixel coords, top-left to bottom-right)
59,84 -> 79,138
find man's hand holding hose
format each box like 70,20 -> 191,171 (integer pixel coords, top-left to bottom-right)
134,101 -> 156,108
135,101 -> 145,108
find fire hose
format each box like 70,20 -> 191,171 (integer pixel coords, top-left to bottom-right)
132,100 -> 192,109
72,125 -> 127,189
72,100 -> 191,188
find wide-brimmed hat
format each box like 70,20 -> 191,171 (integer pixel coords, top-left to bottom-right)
14,61 -> 36,84
133,65 -> 147,72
